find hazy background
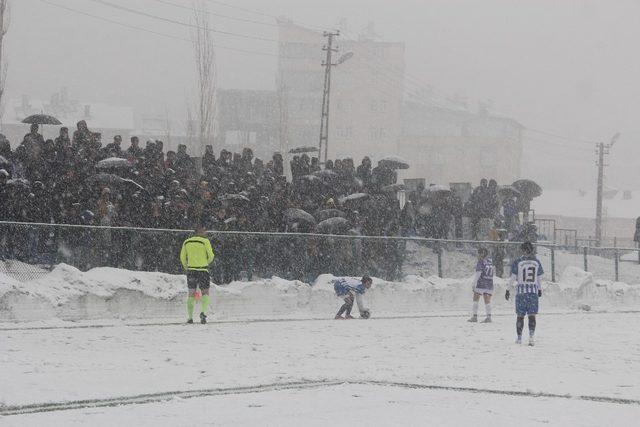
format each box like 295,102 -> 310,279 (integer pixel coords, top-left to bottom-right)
5,0 -> 640,190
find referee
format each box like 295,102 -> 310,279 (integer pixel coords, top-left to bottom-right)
179,224 -> 215,324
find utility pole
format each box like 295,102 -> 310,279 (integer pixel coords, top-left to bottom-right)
0,0 -> 9,121
594,132 -> 620,246
594,142 -> 607,246
318,31 -> 339,164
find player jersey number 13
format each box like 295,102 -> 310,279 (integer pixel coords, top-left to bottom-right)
519,262 -> 538,284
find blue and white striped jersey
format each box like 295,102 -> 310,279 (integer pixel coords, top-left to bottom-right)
510,256 -> 544,294
333,277 -> 367,295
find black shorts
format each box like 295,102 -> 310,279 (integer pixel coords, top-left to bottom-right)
187,270 -> 210,290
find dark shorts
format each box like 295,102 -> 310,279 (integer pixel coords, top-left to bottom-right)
515,293 -> 539,316
187,270 -> 210,290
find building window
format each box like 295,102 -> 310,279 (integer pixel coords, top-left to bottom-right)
369,126 -> 386,140
369,99 -> 388,113
336,126 -> 353,138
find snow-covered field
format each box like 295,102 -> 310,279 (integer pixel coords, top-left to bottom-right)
1,261 -> 640,425
1,312 -> 640,425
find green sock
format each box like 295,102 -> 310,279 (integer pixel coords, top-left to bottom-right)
201,294 -> 210,315
187,296 -> 195,320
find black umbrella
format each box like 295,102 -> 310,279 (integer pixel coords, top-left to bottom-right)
219,193 -> 250,203
97,157 -> 132,170
284,208 -> 316,226
121,178 -> 146,193
223,216 -> 238,226
498,185 -> 521,199
6,178 -> 30,189
338,192 -> 370,207
87,173 -> 146,194
352,177 -> 364,190
316,216 -> 351,234
300,174 -> 322,183
379,155 -> 410,170
289,146 -> 319,154
315,208 -> 346,222
512,179 -> 542,198
427,184 -> 451,194
382,183 -> 406,193
0,155 -> 10,168
313,169 -> 338,180
21,114 -> 62,125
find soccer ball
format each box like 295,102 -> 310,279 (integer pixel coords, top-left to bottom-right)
360,310 -> 371,319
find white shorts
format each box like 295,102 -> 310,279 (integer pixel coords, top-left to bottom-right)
473,287 -> 493,296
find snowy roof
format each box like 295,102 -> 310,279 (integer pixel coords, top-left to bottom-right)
4,97 -> 134,130
532,189 -> 640,219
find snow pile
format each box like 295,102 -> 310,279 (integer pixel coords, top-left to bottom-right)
542,266 -> 640,309
1,264 -> 639,321
0,264 -> 186,321
559,266 -> 595,289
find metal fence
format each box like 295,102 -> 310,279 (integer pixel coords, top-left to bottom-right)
0,221 -> 639,284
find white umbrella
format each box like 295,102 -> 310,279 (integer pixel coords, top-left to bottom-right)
97,157 -> 131,170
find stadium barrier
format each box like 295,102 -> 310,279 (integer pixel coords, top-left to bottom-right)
0,221 -> 638,284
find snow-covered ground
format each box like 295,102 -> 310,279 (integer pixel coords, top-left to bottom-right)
1,261 -> 640,321
1,258 -> 640,425
1,313 -> 639,424
5,383 -> 640,427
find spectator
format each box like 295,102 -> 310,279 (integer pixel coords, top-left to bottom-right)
356,156 -> 372,188
126,136 -> 143,160
202,145 -> 216,178
0,118 -> 530,283
72,120 -> 94,152
104,135 -> 124,158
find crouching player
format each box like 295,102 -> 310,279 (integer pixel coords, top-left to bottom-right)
333,276 -> 372,319
505,242 -> 543,346
468,247 -> 494,323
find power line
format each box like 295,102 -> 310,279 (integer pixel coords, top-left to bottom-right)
522,134 -> 594,151
524,127 -> 597,145
40,0 -> 190,42
148,0 -> 279,28
39,0 -> 294,58
86,0 -> 278,42
164,0 -> 464,111
203,0 -> 330,33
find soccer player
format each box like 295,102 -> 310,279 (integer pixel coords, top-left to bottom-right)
333,276 -> 372,319
468,247 -> 494,323
180,224 -> 215,324
505,241 -> 543,346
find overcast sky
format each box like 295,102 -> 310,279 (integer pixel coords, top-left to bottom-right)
5,0 -> 640,190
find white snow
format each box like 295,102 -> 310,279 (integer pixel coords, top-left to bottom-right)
1,261 -> 640,322
1,313 -> 639,424
6,384 -> 640,427
1,257 -> 640,424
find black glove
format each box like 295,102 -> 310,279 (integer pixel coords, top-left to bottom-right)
538,289 -> 542,297
505,290 -> 510,301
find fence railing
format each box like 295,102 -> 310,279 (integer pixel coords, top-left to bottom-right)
0,221 -> 638,284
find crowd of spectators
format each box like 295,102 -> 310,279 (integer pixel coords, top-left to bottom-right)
0,121 -> 532,281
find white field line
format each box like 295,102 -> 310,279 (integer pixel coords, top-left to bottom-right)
1,379 -> 639,417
